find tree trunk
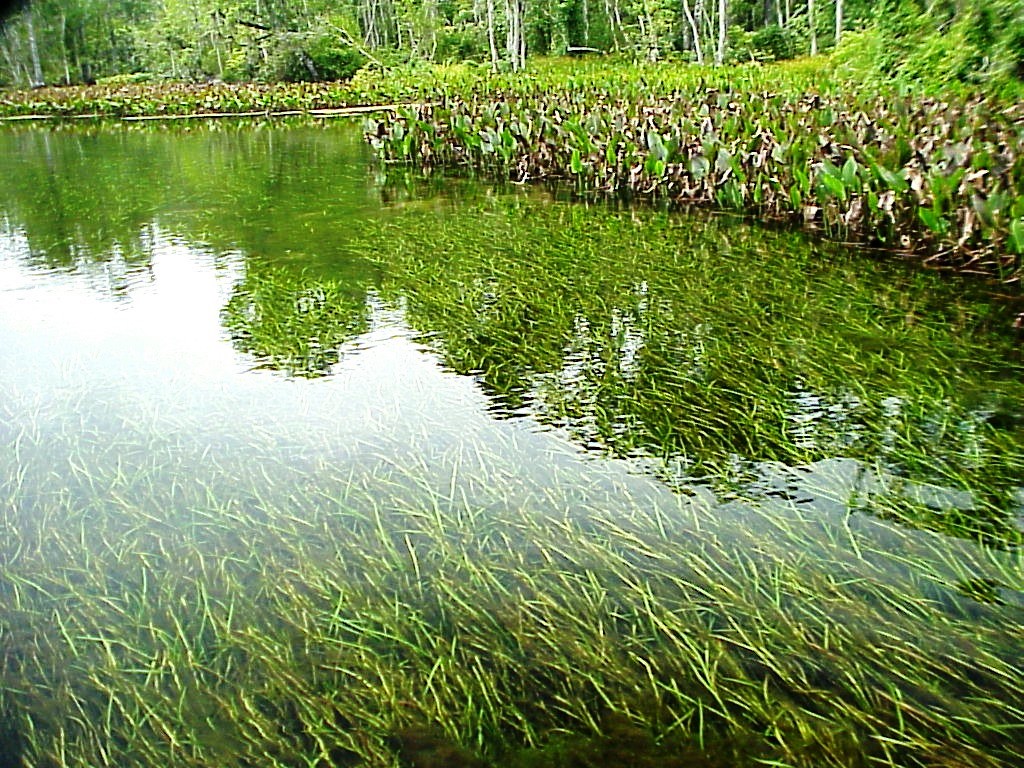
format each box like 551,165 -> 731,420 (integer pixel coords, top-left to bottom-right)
486,0 -> 499,71
604,0 -> 623,51
716,0 -> 726,65
59,14 -> 71,85
808,0 -> 817,55
681,0 -> 703,63
505,0 -> 514,69
505,0 -> 526,71
1,34 -> 21,87
300,50 -> 318,80
26,8 -> 44,87
834,0 -> 843,45
517,0 -> 527,69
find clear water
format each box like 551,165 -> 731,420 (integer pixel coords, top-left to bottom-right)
1,121 -> 1022,768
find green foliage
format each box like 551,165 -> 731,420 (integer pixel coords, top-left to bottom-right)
750,24 -> 797,61
95,72 -> 154,86
364,58 -> 1024,283
728,23 -> 797,62
263,33 -> 366,83
434,27 -> 489,62
840,0 -> 1024,95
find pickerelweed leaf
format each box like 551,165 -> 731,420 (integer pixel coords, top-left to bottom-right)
690,155 -> 710,180
1010,219 -> 1024,254
570,147 -> 583,175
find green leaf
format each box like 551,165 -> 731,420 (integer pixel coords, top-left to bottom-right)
1010,219 -> 1024,254
689,155 -> 710,180
918,206 -> 947,234
875,165 -> 908,193
793,167 -> 809,193
842,156 -> 858,188
570,148 -> 583,175
715,148 -> 732,174
646,131 -> 668,162
821,173 -> 847,201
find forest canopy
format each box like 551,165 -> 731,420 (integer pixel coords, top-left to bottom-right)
1,0 -> 1022,93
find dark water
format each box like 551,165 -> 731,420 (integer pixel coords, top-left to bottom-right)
0,121 -> 1022,768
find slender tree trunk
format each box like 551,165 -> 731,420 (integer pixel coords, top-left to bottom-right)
1,35 -> 21,86
681,0 -> 703,63
505,0 -> 514,68
808,0 -> 817,55
26,8 -> 44,87
644,0 -> 659,60
519,1 -> 526,68
716,0 -> 726,65
59,14 -> 71,85
834,0 -> 843,45
363,0 -> 378,48
505,0 -> 526,71
695,0 -> 707,59
605,0 -> 623,51
582,0 -> 590,44
426,0 -> 438,59
486,0 -> 499,71
211,32 -> 224,78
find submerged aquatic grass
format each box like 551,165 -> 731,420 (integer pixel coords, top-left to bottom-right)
2,414 -> 1022,767
1,123 -> 1022,768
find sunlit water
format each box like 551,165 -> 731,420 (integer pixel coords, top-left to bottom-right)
1,121 -> 1022,767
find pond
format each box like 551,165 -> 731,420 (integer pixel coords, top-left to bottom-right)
0,120 -> 1022,768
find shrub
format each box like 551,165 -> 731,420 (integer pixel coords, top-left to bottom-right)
750,25 -> 797,61
434,28 -> 488,63
265,33 -> 366,83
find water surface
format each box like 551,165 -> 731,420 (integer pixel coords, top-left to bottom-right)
1,121 -> 1022,768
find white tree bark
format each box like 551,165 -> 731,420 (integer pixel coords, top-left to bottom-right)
26,8 -> 44,87
715,0 -> 726,65
835,0 -> 843,46
59,14 -> 71,85
504,0 -> 525,71
486,0 -> 499,71
681,0 -> 703,63
808,0 -> 817,55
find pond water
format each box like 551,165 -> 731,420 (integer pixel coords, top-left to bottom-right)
1,121 -> 1022,768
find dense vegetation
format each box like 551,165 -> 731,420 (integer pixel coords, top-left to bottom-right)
1,0 -> 1022,94
363,60 -> 1024,283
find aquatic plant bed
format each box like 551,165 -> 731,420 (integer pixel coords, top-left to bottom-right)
0,80 -> 417,119
363,61 -> 1024,284
1,122 -> 1022,768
